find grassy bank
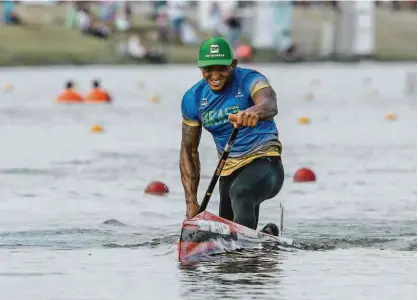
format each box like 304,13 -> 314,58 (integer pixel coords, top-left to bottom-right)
0,5 -> 415,66
0,26 -> 283,66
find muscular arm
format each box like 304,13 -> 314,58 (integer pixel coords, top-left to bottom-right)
246,86 -> 278,120
179,122 -> 202,206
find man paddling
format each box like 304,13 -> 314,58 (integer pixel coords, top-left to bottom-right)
179,37 -> 284,236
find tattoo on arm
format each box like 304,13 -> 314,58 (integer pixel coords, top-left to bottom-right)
248,86 -> 278,120
179,123 -> 202,205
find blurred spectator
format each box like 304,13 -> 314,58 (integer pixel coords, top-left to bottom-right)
167,0 -> 187,43
208,2 -> 221,36
224,11 -> 242,50
275,1 -> 304,62
156,4 -> 170,43
124,2 -> 132,23
98,1 -> 117,24
279,44 -> 304,62
75,6 -> 111,39
115,2 -> 132,32
180,19 -> 200,45
152,1 -> 167,19
2,0 -> 21,25
117,35 -> 167,64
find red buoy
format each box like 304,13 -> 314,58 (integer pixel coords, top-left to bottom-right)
144,181 -> 169,196
293,168 -> 316,182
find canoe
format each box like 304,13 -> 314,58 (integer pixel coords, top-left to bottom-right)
178,211 -> 293,262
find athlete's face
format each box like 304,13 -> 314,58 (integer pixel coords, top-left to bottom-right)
201,59 -> 238,91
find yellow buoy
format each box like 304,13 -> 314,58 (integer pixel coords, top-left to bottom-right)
297,117 -> 311,124
385,113 -> 396,121
90,124 -> 104,133
150,94 -> 159,103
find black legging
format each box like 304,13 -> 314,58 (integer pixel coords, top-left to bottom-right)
219,156 -> 284,230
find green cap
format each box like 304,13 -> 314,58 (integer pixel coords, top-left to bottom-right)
197,37 -> 234,68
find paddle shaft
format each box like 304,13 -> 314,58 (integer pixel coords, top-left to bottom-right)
198,116 -> 239,213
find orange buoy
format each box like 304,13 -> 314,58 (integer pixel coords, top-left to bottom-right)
3,83 -> 13,92
293,168 -> 316,182
235,44 -> 253,61
297,116 -> 311,124
84,79 -> 111,103
56,81 -> 83,103
150,94 -> 159,103
145,181 -> 169,196
385,112 -> 397,121
90,124 -> 104,133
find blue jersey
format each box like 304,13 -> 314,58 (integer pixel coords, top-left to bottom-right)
181,67 -> 281,176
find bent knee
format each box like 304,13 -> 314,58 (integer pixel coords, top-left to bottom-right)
230,186 -> 256,214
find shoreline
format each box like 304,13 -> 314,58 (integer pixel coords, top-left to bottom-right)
0,56 -> 415,67
1,60 -> 415,70
0,38 -> 415,67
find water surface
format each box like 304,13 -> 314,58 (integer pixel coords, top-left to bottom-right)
0,63 -> 416,300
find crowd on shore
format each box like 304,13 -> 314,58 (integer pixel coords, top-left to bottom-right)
1,1 -> 416,65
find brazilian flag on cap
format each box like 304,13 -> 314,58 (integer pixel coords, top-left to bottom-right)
198,37 -> 234,68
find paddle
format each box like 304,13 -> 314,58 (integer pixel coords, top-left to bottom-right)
198,114 -> 239,213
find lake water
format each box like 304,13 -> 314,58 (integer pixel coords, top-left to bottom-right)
0,63 -> 416,300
